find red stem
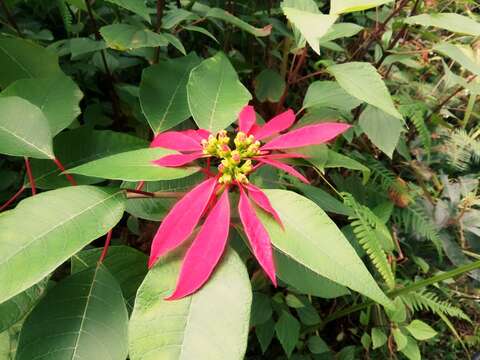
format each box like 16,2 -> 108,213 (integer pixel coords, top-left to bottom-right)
0,186 -> 25,212
125,188 -> 155,196
24,157 -> 36,196
99,229 -> 113,263
53,158 -> 77,186
135,181 -> 145,191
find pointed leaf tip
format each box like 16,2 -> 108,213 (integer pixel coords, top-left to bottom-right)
148,178 -> 218,268
166,190 -> 231,300
262,122 -> 351,150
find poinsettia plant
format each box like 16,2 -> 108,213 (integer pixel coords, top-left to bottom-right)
148,105 -> 350,298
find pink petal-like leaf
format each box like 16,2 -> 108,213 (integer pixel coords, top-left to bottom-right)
244,183 -> 283,228
166,190 -> 231,300
148,178 -> 217,268
251,109 -> 295,140
261,122 -> 351,150
258,153 -> 309,160
239,105 -> 256,134
238,186 -> 277,286
259,158 -> 309,184
153,152 -> 204,167
150,131 -> 203,151
183,129 -> 211,142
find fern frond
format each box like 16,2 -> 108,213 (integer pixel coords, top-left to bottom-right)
342,192 -> 396,290
402,290 -> 471,322
57,0 -> 72,34
363,157 -> 397,191
443,129 -> 480,170
410,111 -> 431,159
392,204 -> 443,256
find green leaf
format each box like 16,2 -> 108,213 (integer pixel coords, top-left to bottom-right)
386,296 -> 407,322
359,105 -> 404,158
330,0 -> 394,14
307,335 -> 329,354
259,190 -> 392,307
129,248 -> 252,360
68,147 -> 199,181
295,182 -> 353,216
105,0 -> 151,22
275,311 -> 300,357
434,42 -> 480,76
392,328 -> 408,350
282,6 -> 338,54
206,8 -> 272,37
323,150 -> 371,183
1,74 -> 83,136
182,25 -> 218,43
302,81 -> 362,112
187,52 -> 252,132
140,53 -> 201,133
16,265 -> 129,360
69,37 -> 107,59
0,36 -> 61,88
71,246 -> 148,308
100,24 -> 168,50
0,97 -> 54,159
250,292 -> 273,326
399,336 -> 421,360
254,69 -> 286,103
371,328 -> 387,349
29,127 -> 148,189
328,62 -> 403,119
405,319 -> 437,340
0,186 -> 126,304
275,250 -> 350,298
256,318 -> 275,353
319,22 -> 363,42
0,322 -> 22,360
404,13 -> 480,36
0,278 -> 48,333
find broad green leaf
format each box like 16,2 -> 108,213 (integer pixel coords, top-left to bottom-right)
371,328 -> 387,349
405,320 -> 437,340
359,105 -> 404,158
330,0 -> 394,14
404,13 -> 480,36
16,265 -> 129,360
162,8 -> 197,29
328,62 -> 403,119
281,0 -> 319,49
0,278 -> 48,333
294,182 -> 353,216
140,53 -> 201,133
385,296 -> 407,322
0,36 -> 61,88
71,246 -> 148,307
275,250 -> 350,298
29,127 -> 147,189
0,186 -> 126,304
434,42 -> 480,76
69,147 -> 199,181
69,37 -> 107,59
319,22 -> 363,42
129,248 -> 252,360
1,74 -> 83,135
187,52 -> 252,132
250,292 -> 272,326
0,97 -> 53,159
256,318 -> 275,353
323,150 -> 371,183
392,328 -> 408,350
399,336 -> 421,360
100,24 -> 168,50
282,6 -> 338,54
206,8 -> 271,37
105,0 -> 151,22
307,336 -> 329,354
302,81 -> 362,112
254,69 -> 286,103
183,25 -> 218,43
275,311 -> 300,357
162,33 -> 186,55
258,190 -> 392,307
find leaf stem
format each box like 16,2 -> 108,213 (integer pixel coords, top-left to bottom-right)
98,229 -> 113,262
0,186 -> 25,212
153,0 -> 165,64
125,190 -> 185,199
53,158 -> 77,186
24,157 -> 36,196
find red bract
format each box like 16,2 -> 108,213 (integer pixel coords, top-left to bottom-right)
149,105 -> 351,299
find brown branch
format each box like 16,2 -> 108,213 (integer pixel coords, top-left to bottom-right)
153,0 -> 166,64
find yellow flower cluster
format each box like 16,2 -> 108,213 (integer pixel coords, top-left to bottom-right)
201,131 -> 261,184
